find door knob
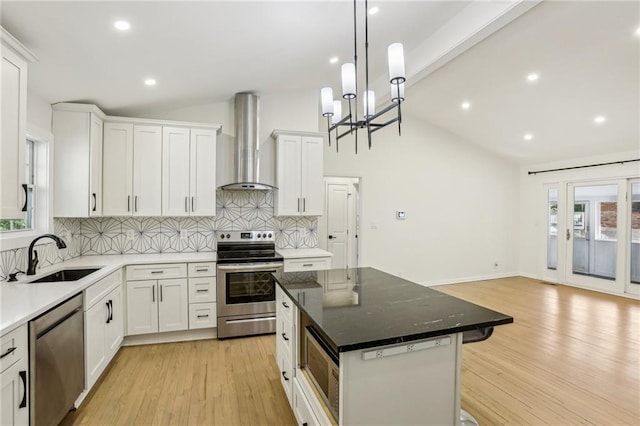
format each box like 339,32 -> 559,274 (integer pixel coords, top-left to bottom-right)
566,229 -> 570,240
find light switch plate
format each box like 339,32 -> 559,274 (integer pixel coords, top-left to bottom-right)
396,211 -> 406,220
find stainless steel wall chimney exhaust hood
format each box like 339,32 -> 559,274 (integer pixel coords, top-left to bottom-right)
219,93 -> 275,191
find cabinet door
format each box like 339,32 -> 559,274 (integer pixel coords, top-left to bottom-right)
190,128 -> 217,216
0,48 -> 27,220
106,284 -> 124,357
300,136 -> 324,216
275,134 -> 302,216
0,357 -> 28,426
103,122 -> 134,216
162,127 -> 191,217
132,125 -> 162,216
158,279 -> 189,332
89,113 -> 103,217
126,280 -> 158,335
85,300 -> 108,389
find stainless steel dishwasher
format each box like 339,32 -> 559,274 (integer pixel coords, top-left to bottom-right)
29,293 -> 84,426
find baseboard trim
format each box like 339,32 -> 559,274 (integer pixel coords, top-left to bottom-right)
423,272 -> 518,287
123,328 -> 217,346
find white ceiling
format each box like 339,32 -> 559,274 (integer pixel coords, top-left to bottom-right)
1,1 -> 638,165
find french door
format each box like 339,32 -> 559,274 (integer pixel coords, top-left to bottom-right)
565,180 -> 628,294
627,179 -> 640,296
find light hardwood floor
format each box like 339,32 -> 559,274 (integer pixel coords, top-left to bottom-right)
62,277 -> 639,425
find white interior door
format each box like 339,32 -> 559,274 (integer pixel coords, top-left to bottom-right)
542,184 -> 560,282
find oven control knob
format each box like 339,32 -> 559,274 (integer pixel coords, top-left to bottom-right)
268,233 -> 272,238
226,233 -> 230,239
220,234 -> 225,239
257,234 -> 261,238
262,233 -> 267,238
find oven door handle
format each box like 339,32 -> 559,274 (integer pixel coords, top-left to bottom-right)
217,262 -> 283,272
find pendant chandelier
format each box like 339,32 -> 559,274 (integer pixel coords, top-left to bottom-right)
320,0 -> 406,154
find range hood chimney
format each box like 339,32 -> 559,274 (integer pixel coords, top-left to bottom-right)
219,93 -> 275,191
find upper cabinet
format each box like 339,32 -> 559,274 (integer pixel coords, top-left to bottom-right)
102,123 -> 162,216
162,127 -> 217,216
273,130 -> 324,216
52,104 -> 105,217
0,28 -> 36,220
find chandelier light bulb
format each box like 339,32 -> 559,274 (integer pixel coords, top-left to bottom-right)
332,100 -> 343,125
363,90 -> 376,118
391,82 -> 405,103
320,87 -> 334,117
341,63 -> 357,99
388,43 -> 405,84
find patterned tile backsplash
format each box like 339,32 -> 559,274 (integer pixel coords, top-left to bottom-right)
0,190 -> 317,280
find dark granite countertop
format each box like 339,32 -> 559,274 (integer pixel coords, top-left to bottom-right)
274,267 -> 513,353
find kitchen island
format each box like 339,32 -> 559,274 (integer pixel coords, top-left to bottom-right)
273,267 -> 513,426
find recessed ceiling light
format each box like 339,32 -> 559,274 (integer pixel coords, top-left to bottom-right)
635,26 -> 640,37
113,20 -> 131,31
144,78 -> 157,86
329,56 -> 339,64
526,73 -> 539,82
593,115 -> 606,124
461,101 -> 471,110
523,133 -> 534,141
368,6 -> 379,15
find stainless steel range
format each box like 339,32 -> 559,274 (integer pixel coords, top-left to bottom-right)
216,231 -> 283,338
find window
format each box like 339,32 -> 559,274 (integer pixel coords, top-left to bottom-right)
0,139 -> 35,232
597,201 -> 617,241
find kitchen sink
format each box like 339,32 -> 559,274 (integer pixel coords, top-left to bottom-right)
30,268 -> 101,283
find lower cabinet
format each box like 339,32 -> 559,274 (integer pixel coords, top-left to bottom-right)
293,377 -> 320,426
0,325 -> 28,426
126,279 -> 189,335
84,271 -> 124,391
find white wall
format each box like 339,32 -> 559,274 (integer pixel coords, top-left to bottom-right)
136,89 -> 320,187
27,89 -> 52,134
324,111 -> 519,286
518,149 -> 640,280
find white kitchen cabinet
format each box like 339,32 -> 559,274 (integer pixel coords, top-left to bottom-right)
293,378 -> 320,426
102,123 -> 162,216
125,264 -> 189,335
275,286 -> 296,403
187,262 -> 217,330
162,127 -> 217,216
0,36 -> 29,220
0,324 -> 28,426
273,131 -> 324,216
83,270 -> 124,391
52,104 -> 105,217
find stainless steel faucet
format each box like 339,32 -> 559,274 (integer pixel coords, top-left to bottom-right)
26,234 -> 67,275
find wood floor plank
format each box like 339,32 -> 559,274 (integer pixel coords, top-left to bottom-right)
62,277 -> 639,425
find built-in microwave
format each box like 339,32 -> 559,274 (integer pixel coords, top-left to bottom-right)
304,326 -> 340,420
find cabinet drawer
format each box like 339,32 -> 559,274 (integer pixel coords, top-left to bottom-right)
276,315 -> 294,358
188,277 -> 216,303
0,325 -> 27,374
277,335 -> 294,404
276,285 -> 294,324
283,257 -> 331,272
188,262 -> 216,277
188,303 -> 217,329
126,263 -> 187,281
293,377 -> 321,426
84,269 -> 122,310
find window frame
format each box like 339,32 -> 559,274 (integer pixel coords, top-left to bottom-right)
0,123 -> 53,251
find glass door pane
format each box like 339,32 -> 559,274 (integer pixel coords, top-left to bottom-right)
572,184 -> 618,280
547,188 -> 558,270
630,183 -> 640,286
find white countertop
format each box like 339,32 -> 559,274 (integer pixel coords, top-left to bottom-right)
0,252 -> 216,336
277,248 -> 333,259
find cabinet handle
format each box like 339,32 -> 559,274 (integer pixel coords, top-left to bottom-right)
92,193 -> 97,212
297,198 -> 300,212
106,301 -> 111,324
281,332 -> 289,341
281,371 -> 289,381
0,347 -> 16,359
127,195 -> 131,212
109,300 -> 113,321
185,197 -> 188,213
134,196 -> 138,212
197,314 -> 209,318
303,197 -> 306,212
19,371 -> 27,408
302,263 -> 313,267
196,289 -> 208,293
151,270 -> 164,274
21,184 -> 28,212
152,286 -> 155,302
191,196 -> 195,212
160,284 -> 163,302
195,268 -> 208,272
282,301 -> 289,308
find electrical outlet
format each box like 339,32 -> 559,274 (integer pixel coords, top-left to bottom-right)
180,229 -> 188,240
126,230 -> 135,241
494,262 -> 499,269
